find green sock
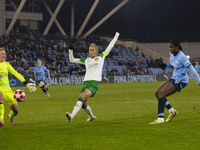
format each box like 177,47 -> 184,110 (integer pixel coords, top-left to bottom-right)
0,104 -> 4,121
78,97 -> 83,102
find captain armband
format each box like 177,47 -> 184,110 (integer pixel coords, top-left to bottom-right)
103,50 -> 109,56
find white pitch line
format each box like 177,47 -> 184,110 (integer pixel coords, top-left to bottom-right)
142,100 -> 157,103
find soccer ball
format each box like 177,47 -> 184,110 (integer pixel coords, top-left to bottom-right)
14,89 -> 26,102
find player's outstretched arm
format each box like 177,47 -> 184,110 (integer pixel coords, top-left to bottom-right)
103,32 -> 120,56
23,81 -> 37,92
69,46 -> 85,64
188,65 -> 200,85
160,63 -> 173,70
7,62 -> 37,92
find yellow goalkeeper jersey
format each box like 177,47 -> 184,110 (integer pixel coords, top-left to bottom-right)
0,61 -> 25,88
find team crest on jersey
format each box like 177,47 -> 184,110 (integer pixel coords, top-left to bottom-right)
95,58 -> 99,61
175,80 -> 180,84
176,61 -> 178,64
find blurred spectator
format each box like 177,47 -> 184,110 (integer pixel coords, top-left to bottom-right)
0,34 -> 167,79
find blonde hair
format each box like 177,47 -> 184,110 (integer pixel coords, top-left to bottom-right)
90,43 -> 98,50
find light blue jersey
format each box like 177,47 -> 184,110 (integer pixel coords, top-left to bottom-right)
169,51 -> 191,83
195,65 -> 200,73
34,65 -> 50,81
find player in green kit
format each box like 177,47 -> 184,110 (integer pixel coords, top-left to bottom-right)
66,32 -> 120,123
0,48 -> 36,128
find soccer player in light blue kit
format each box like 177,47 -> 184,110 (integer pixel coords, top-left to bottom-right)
149,39 -> 200,124
195,61 -> 200,74
34,59 -> 50,98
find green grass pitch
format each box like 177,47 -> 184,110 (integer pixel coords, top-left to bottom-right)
0,80 -> 200,150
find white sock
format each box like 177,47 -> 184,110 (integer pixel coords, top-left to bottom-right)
158,117 -> 164,121
71,101 -> 83,119
84,105 -> 94,117
169,107 -> 175,113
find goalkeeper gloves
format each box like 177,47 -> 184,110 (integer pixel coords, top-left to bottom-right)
0,74 -> 5,82
23,81 -> 37,92
69,45 -> 73,50
160,63 -> 166,70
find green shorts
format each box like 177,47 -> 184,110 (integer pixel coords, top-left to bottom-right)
0,88 -> 17,106
80,80 -> 98,97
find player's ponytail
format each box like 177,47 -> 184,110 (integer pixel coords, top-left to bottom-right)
169,39 -> 183,51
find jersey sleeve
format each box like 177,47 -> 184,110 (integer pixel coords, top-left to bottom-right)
43,66 -> 50,78
189,65 -> 200,84
166,63 -> 173,68
98,53 -> 105,58
181,55 -> 191,68
34,67 -> 36,72
102,32 -> 119,57
69,50 -> 85,64
7,62 -> 25,83
80,57 -> 87,63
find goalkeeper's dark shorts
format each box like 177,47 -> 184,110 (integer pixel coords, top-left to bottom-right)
80,80 -> 98,97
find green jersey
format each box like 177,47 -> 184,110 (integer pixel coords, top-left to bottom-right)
68,32 -> 119,82
80,53 -> 105,81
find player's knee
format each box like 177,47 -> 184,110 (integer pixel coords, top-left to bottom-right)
40,85 -> 45,88
79,94 -> 86,100
157,92 -> 166,99
10,104 -> 19,114
39,82 -> 44,87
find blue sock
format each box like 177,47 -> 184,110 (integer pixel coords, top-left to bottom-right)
165,100 -> 172,110
41,85 -> 47,95
158,98 -> 167,118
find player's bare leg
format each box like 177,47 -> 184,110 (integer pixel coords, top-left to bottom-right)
150,82 -> 177,124
7,103 -> 18,125
81,90 -> 96,121
0,120 -> 4,128
7,114 -> 16,125
39,81 -> 50,98
0,92 -> 4,128
66,89 -> 94,123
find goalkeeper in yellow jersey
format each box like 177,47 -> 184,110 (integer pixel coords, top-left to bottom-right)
0,48 -> 36,128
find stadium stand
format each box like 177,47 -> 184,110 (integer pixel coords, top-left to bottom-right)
0,34 -> 167,80
142,42 -> 200,59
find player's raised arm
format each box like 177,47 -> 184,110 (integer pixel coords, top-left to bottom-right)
103,32 -> 120,56
68,45 -> 85,64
